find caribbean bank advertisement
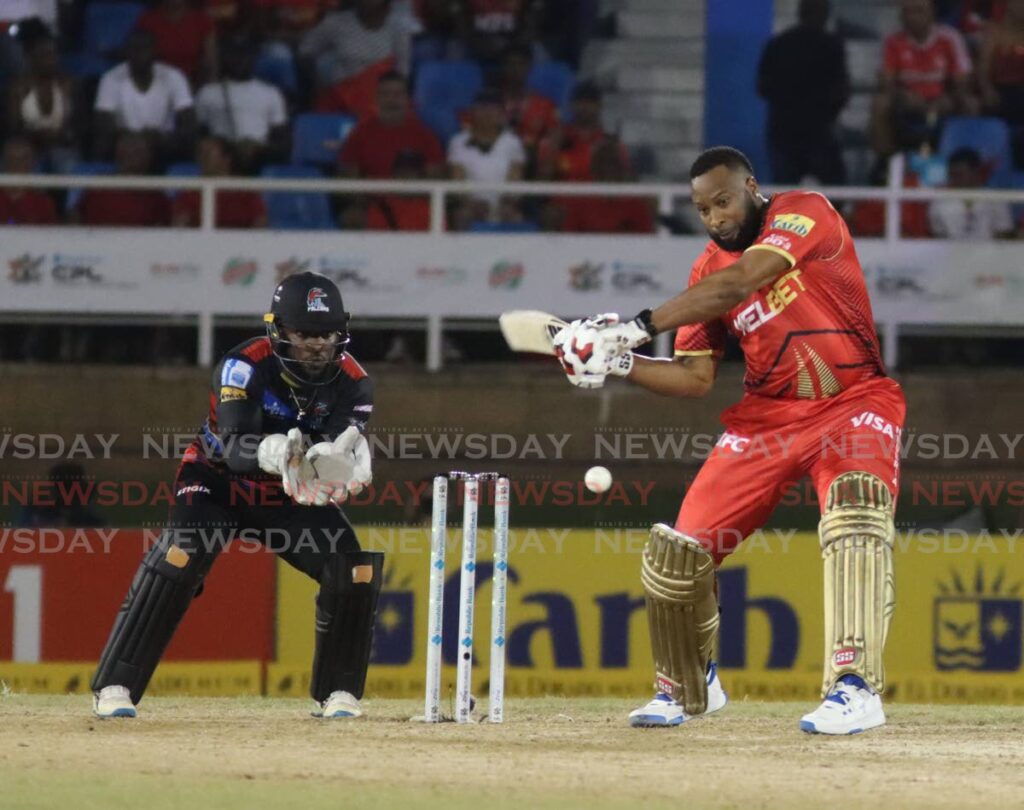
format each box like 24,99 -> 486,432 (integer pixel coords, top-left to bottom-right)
3,527 -> 1020,704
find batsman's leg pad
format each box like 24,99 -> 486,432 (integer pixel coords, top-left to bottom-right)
819,471 -> 895,696
640,524 -> 719,716
310,550 -> 384,703
90,534 -> 214,704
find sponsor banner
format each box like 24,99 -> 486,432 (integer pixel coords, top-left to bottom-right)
272,528 -> 1024,703
0,662 -> 263,696
0,230 -> 1020,325
0,530 -> 275,662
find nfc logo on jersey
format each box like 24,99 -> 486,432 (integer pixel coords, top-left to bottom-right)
770,213 -> 816,237
221,359 -> 254,390
716,432 -> 749,453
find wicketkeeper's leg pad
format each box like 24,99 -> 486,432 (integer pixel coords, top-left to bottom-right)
819,471 -> 896,696
640,524 -> 719,715
310,550 -> 384,703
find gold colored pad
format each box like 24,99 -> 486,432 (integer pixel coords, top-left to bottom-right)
819,472 -> 896,695
640,524 -> 719,715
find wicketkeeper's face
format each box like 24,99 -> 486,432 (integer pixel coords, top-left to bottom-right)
281,327 -> 340,373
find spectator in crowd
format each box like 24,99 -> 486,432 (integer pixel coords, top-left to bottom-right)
202,0 -> 245,33
845,159 -> 931,238
93,29 -> 196,165
0,136 -> 57,225
16,462 -> 106,529
366,149 -> 431,230
456,0 -> 538,66
871,0 -> 976,157
536,81 -> 621,181
977,0 -> 1024,165
757,0 -> 849,184
299,0 -> 419,89
171,135 -> 267,228
556,137 -> 654,234
928,147 -> 1017,238
137,0 -> 218,86
194,34 -> 289,172
497,43 -> 558,159
447,87 -> 525,225
956,0 -> 1008,50
6,26 -> 80,173
253,0 -> 328,49
74,132 -> 171,226
337,71 -> 443,178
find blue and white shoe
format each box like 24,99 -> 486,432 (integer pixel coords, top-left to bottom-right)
93,685 -> 137,718
628,663 -> 728,728
800,674 -> 885,735
313,690 -> 363,719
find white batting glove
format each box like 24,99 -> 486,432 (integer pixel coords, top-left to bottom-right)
586,311 -> 653,354
552,319 -> 615,388
258,428 -> 330,506
307,426 -> 373,504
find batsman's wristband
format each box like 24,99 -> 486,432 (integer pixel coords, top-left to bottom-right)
634,308 -> 658,338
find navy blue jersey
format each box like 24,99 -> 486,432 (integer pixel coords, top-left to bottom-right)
184,336 -> 373,477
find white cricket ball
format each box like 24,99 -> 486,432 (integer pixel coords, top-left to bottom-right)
584,465 -> 613,494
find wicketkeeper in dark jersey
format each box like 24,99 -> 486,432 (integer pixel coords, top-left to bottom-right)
92,272 -> 379,719
555,147 -> 905,735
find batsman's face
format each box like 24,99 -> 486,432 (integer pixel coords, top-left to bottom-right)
282,327 -> 339,374
691,166 -> 763,252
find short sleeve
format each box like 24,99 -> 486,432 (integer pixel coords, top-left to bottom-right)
167,67 -> 194,110
505,132 -> 526,165
945,27 -> 972,75
266,85 -> 287,127
746,193 -> 843,268
94,71 -> 117,112
673,252 -> 726,357
194,84 -> 215,124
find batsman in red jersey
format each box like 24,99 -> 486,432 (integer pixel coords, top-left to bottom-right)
553,146 -> 904,735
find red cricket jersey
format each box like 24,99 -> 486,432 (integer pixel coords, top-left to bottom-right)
675,191 -> 888,407
883,24 -> 971,101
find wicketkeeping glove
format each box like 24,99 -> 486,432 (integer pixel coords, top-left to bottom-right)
257,428 -> 332,506
306,425 -> 373,504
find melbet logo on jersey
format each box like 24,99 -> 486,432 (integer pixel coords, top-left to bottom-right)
934,567 -> 1022,672
489,260 -> 525,289
7,253 -> 44,283
222,257 -> 258,286
306,287 -> 330,312
770,213 -> 816,237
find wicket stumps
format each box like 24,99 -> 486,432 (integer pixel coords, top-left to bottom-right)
423,471 -> 510,724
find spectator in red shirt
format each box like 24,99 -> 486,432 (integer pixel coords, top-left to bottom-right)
74,132 -> 172,227
172,136 -> 268,228
0,136 -> 58,225
497,43 -> 558,156
978,0 -> 1024,164
254,0 -> 329,49
337,71 -> 444,177
871,0 -> 977,156
557,138 -> 654,234
137,0 -> 218,85
365,149 -> 431,230
536,81 -> 624,181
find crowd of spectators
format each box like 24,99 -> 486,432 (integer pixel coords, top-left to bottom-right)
0,0 -> 654,234
758,0 -> 1024,239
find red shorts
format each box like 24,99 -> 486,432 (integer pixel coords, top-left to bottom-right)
675,377 -> 906,565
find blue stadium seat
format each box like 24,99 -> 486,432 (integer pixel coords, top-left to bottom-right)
165,162 -> 200,197
61,52 -> 113,79
83,3 -> 146,57
413,60 -> 483,142
290,113 -> 357,169
254,44 -> 298,96
261,165 -> 333,230
65,161 -> 115,212
938,117 -> 1013,187
527,61 -> 575,117
467,220 -> 540,234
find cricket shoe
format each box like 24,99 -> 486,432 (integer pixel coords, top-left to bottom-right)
313,691 -> 363,719
800,674 -> 885,735
93,685 -> 137,718
628,662 -> 728,728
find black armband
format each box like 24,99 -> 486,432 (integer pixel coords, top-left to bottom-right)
634,308 -> 659,338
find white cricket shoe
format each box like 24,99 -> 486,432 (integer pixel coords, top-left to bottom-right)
317,690 -> 363,719
628,662 -> 728,728
800,674 -> 886,735
93,685 -> 136,718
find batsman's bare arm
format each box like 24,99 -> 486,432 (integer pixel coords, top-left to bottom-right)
627,354 -> 717,398
650,249 -> 790,333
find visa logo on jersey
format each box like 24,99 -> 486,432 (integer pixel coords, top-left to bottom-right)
850,411 -> 898,438
770,213 -> 816,237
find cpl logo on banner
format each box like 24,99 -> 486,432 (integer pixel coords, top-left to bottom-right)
933,566 -> 1022,671
52,254 -> 104,284
569,261 -> 662,293
7,253 -> 44,283
222,257 -> 259,286
489,260 -> 525,289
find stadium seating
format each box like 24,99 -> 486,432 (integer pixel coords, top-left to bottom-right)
527,61 -> 575,117
260,164 -> 333,230
165,162 -> 201,197
413,60 -> 483,144
64,161 -> 115,212
82,3 -> 146,57
254,44 -> 298,96
938,117 -> 1014,187
290,113 -> 357,170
